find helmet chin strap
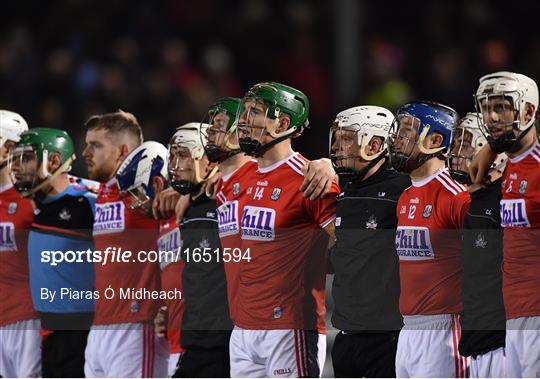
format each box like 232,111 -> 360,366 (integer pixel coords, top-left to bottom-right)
194,158 -> 218,184
20,152 -> 75,198
240,119 -> 297,158
417,125 -> 446,155
359,134 -> 385,161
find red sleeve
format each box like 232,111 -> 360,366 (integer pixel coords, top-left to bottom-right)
303,181 -> 340,228
451,191 -> 471,228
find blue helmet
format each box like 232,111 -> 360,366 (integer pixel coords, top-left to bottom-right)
388,101 -> 458,172
116,141 -> 168,212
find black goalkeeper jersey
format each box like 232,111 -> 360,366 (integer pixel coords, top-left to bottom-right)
179,193 -> 232,349
459,178 -> 505,358
331,159 -> 410,332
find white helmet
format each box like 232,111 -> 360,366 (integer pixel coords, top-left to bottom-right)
330,105 -> 393,163
449,112 -> 507,184
476,72 -> 538,130
169,122 -> 210,160
0,110 -> 29,148
456,112 -> 488,149
168,122 -> 217,195
116,141 -> 168,212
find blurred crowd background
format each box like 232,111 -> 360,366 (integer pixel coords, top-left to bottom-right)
1,0 -> 539,175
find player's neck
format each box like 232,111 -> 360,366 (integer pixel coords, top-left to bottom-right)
507,127 -> 537,159
0,168 -> 11,188
45,173 -> 71,198
219,153 -> 251,177
410,157 -> 445,182
257,141 -> 294,169
360,157 -> 386,181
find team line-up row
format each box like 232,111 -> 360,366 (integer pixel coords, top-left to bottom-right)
0,70 -> 538,377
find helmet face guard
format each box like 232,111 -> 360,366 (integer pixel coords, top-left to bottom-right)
168,144 -> 201,195
9,146 -> 41,195
329,125 -> 359,176
475,94 -> 521,153
202,103 -> 241,163
448,127 -> 477,184
237,98 -> 282,157
168,128 -> 217,196
388,114 -> 424,173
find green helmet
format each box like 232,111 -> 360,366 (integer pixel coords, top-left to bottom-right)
11,128 -> 76,198
238,82 -> 310,157
244,82 -> 310,130
17,128 -> 75,163
203,97 -> 242,163
208,97 -> 241,132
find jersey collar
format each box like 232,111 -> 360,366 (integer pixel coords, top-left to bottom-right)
509,140 -> 540,164
257,152 -> 298,174
411,167 -> 447,187
0,183 -> 13,193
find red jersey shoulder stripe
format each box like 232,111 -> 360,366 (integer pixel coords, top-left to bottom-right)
292,154 -> 309,165
441,171 -> 467,192
531,144 -> 540,162
286,160 -> 305,177
435,173 -> 461,196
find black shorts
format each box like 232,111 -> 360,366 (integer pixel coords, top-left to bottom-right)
42,330 -> 89,377
173,345 -> 230,378
331,330 -> 399,378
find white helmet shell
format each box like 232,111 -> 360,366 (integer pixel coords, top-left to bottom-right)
169,122 -> 211,160
476,71 -> 538,131
334,106 -> 393,143
457,112 -> 488,153
0,110 -> 29,148
117,141 -> 169,192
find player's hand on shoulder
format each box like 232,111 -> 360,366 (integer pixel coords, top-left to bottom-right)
154,306 -> 168,338
175,194 -> 190,224
153,187 -> 181,220
205,170 -> 222,199
300,158 -> 337,200
469,144 -> 497,185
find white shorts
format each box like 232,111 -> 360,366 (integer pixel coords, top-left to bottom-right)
506,316 -> 540,378
469,347 -> 505,378
0,318 -> 41,378
84,322 -> 169,377
168,351 -> 183,377
230,328 -> 326,378
396,314 -> 468,378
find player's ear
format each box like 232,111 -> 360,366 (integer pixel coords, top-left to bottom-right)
277,114 -> 290,134
522,102 -> 536,125
152,176 -> 165,196
427,133 -> 444,149
367,136 -> 383,156
48,152 -> 62,172
117,144 -> 130,162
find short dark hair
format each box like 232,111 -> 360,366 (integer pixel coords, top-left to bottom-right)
84,110 -> 143,145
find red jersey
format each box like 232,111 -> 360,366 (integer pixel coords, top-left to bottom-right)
215,161 -> 255,323
217,153 -> 338,331
158,217 -> 185,353
93,179 -> 162,325
500,140 -> 540,319
396,168 -> 470,315
0,184 -> 37,326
